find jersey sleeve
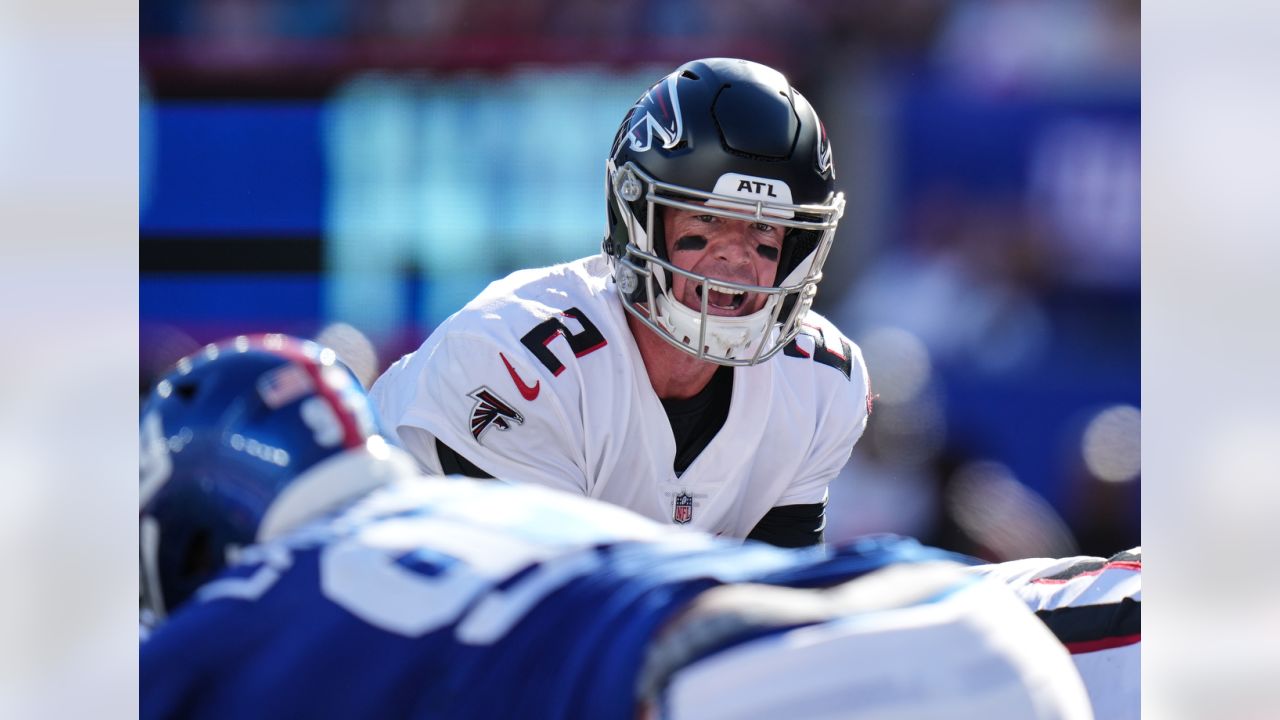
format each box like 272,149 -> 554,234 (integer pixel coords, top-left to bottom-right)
371,331 -> 589,495
970,548 -> 1142,649
775,337 -> 871,507
970,548 -> 1141,720
745,500 -> 826,547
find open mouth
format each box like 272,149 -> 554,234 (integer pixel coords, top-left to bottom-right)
695,281 -> 747,312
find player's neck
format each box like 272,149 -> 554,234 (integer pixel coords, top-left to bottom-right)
627,313 -> 720,400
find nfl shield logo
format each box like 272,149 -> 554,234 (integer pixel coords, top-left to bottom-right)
672,492 -> 693,524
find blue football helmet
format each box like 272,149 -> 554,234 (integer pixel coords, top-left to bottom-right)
139,334 -> 395,621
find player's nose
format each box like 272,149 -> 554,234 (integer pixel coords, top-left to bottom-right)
709,222 -> 754,264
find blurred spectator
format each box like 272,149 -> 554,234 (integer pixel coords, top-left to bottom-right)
935,0 -> 1140,95
826,326 -> 946,543
836,192 -> 1054,376
1059,404 -> 1142,556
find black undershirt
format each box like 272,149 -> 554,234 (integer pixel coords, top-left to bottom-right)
435,365 -> 825,547
662,365 -> 734,476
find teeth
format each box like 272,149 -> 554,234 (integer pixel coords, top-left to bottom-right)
695,281 -> 747,310
696,282 -> 746,296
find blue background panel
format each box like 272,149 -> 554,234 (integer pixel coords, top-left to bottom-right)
142,274 -> 322,325
141,103 -> 325,234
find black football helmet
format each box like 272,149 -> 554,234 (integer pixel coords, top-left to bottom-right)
603,57 -> 845,365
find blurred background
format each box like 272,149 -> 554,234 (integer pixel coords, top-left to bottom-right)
139,0 -> 1140,561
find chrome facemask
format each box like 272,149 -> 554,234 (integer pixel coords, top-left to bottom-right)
607,160 -> 845,366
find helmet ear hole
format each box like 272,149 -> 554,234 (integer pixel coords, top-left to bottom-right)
174,382 -> 198,401
181,529 -> 216,579
158,526 -> 219,612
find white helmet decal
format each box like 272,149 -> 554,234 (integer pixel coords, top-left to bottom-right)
708,173 -> 795,219
816,117 -> 833,176
624,73 -> 684,154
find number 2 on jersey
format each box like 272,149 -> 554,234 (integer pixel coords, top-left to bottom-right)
519,307 -> 606,376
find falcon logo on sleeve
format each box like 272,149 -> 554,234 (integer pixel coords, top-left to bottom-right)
468,387 -> 524,442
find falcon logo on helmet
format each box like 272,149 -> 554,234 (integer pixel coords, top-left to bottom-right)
468,387 -> 524,442
816,119 -> 833,176
620,73 -> 684,154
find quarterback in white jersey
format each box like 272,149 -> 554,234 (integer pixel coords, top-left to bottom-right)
372,58 -> 869,546
372,256 -> 867,542
972,548 -> 1142,720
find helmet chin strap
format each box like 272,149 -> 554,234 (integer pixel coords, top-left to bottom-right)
654,291 -> 776,361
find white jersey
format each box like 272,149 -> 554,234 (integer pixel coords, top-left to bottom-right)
664,564 -> 1092,720
973,548 -> 1141,720
370,255 -> 870,539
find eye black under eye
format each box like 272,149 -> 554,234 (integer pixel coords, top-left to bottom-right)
673,235 -> 708,252
757,245 -> 780,261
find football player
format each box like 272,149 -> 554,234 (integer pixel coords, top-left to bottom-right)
370,58 -> 867,547
141,336 -> 1090,719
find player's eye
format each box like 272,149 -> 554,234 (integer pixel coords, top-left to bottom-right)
753,222 -> 776,234
694,214 -> 717,224
757,244 -> 780,261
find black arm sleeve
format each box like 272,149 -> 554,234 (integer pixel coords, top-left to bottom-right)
746,501 -> 826,547
435,439 -> 494,479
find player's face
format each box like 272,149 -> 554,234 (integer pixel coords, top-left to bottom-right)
662,206 -> 783,317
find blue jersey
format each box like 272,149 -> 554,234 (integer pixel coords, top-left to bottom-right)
142,478 -> 964,719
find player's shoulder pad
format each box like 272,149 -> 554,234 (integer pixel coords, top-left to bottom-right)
449,260 -> 610,344
779,312 -> 866,384
418,263 -> 616,431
